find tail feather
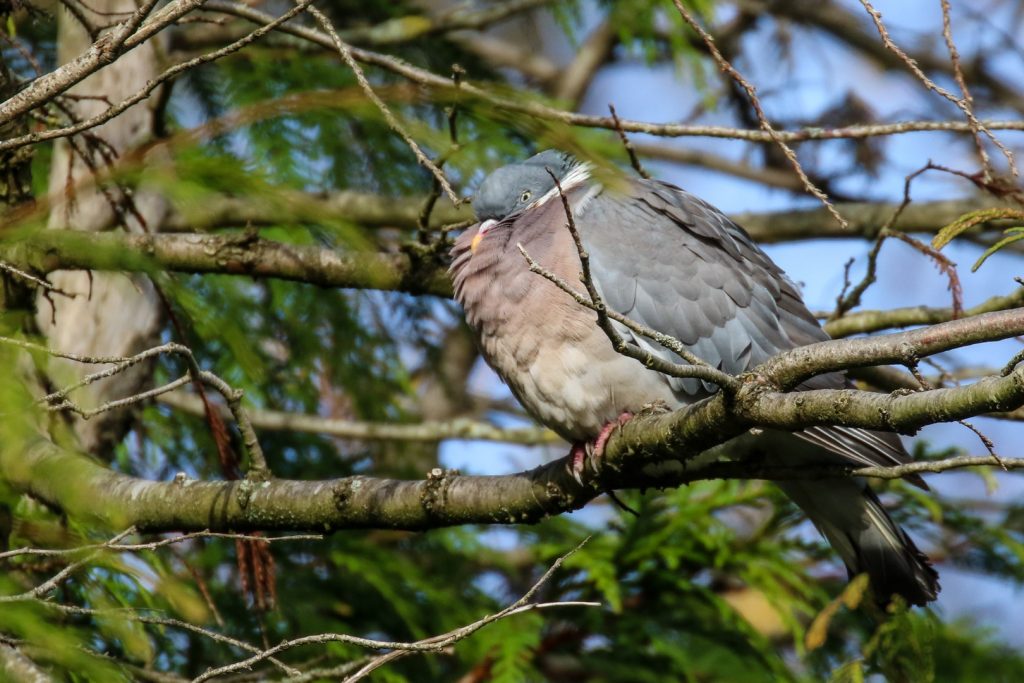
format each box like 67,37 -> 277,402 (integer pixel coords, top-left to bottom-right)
779,478 -> 939,606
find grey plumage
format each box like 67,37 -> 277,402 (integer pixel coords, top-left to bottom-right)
451,151 -> 939,606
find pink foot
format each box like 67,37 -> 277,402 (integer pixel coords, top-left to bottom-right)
566,412 -> 634,485
592,411 -> 634,459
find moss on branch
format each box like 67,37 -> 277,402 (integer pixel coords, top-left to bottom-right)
0,230 -> 454,297
3,311 -> 1023,534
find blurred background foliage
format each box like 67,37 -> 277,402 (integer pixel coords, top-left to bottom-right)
1,0 -> 1024,681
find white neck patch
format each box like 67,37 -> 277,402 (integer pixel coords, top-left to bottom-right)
530,162 -> 594,212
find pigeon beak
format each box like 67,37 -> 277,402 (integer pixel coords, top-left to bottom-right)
470,219 -> 498,254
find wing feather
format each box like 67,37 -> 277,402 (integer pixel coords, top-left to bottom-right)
579,179 -> 920,480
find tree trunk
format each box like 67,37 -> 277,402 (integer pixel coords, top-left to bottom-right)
37,2 -> 169,454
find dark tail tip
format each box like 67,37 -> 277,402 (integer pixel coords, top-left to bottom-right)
852,490 -> 940,607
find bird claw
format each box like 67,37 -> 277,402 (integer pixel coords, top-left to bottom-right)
568,442 -> 587,486
566,412 -> 634,485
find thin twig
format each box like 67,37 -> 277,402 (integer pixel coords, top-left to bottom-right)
608,103 -> 650,178
50,603 -> 300,677
0,336 -> 270,475
158,390 -> 560,445
517,171 -> 738,391
886,230 -> 963,317
303,3 -> 461,206
829,161 -> 962,320
670,0 -> 848,229
191,539 -> 598,683
0,0 -> 315,153
906,361 -> 1006,469
0,530 -> 321,561
515,246 -> 734,389
0,528 -> 136,603
0,261 -> 76,325
938,0 -> 992,180
45,375 -> 192,418
415,65 -> 464,249
859,0 -> 1017,177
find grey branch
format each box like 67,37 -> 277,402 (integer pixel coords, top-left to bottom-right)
0,0 -> 208,125
0,0 -> 315,153
824,287 -> 1024,338
158,390 -> 560,444
0,199 -> 1016,304
2,310 -> 1023,535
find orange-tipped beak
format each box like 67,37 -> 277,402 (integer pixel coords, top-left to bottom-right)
470,219 -> 498,254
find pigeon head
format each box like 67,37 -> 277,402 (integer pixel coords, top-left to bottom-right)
468,151 -> 586,254
473,150 -> 581,222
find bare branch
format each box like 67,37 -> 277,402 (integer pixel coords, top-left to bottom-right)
191,540 -> 597,682
155,189 -> 1008,243
0,0 -> 209,125
0,263 -> 74,298
824,287 -> 1024,338
0,0 -> 315,154
1,310 -> 1021,535
0,529 -> 320,561
938,0 -> 993,179
858,0 -> 1017,177
0,336 -> 269,475
609,104 -> 651,179
0,230 -> 455,297
671,0 -> 848,229
759,308 -> 1024,389
303,3 -> 460,206
0,528 -> 135,603
190,3 -> 1024,144
158,390 -> 560,445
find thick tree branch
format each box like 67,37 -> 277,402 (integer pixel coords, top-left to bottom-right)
161,189 -> 472,232
159,190 -> 1007,242
732,195 -> 1009,243
3,311 -> 1022,533
2,195 -> 1016,303
758,308 -> 1024,389
0,230 -> 453,297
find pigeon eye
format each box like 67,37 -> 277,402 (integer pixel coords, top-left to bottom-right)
520,190 -> 532,203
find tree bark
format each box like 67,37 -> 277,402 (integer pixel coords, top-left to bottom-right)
36,1 -> 169,453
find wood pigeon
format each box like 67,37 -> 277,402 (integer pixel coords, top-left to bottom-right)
450,150 -> 939,606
